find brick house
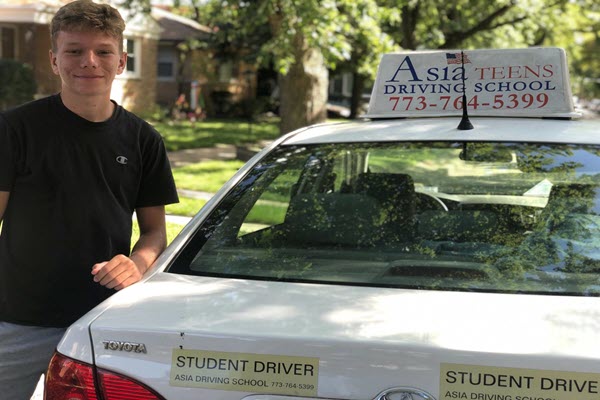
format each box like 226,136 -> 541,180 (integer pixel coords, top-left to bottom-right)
152,6 -> 260,117
0,0 -> 218,115
152,6 -> 212,109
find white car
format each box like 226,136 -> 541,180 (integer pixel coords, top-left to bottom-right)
45,48 -> 600,400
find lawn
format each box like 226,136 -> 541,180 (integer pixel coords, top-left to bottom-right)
166,196 -> 208,217
171,159 -> 246,193
152,117 -> 282,151
132,221 -> 185,249
164,159 -> 245,218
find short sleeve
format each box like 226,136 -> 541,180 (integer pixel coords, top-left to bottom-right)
136,124 -> 179,208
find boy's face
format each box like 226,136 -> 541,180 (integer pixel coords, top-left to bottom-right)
49,30 -> 126,100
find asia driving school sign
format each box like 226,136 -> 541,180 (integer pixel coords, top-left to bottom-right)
365,48 -> 578,119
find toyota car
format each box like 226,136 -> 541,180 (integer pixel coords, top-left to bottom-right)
45,48 -> 600,400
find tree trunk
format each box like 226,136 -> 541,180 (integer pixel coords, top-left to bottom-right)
278,36 -> 328,134
349,71 -> 366,119
400,3 -> 419,50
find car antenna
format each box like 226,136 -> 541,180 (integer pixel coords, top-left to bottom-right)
457,50 -> 474,130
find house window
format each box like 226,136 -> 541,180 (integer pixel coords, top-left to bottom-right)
343,74 -> 354,97
123,38 -> 141,78
331,76 -> 343,94
329,72 -> 353,98
218,60 -> 233,82
0,26 -> 16,59
157,45 -> 176,81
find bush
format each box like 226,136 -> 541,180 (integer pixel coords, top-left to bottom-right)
0,59 -> 36,111
137,103 -> 169,123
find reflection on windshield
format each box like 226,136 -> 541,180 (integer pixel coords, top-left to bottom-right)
169,142 -> 600,296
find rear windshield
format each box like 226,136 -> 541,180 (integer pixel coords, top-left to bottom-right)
168,141 -> 600,296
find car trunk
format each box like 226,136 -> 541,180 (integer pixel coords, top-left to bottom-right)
86,273 -> 600,400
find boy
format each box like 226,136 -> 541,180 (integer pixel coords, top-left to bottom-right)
0,1 -> 179,398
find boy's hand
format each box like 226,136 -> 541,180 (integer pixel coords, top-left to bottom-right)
91,254 -> 143,290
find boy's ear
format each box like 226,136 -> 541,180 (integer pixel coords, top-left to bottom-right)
49,50 -> 60,75
117,52 -> 127,75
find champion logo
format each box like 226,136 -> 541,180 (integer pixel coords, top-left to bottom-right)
116,156 -> 128,165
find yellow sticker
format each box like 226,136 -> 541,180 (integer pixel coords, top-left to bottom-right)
441,363 -> 600,400
170,349 -> 319,396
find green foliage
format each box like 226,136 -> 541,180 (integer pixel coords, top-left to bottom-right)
118,0 -> 152,14
0,59 -> 36,110
172,160 -> 245,192
188,0 -> 596,77
568,0 -> 600,97
153,118 -> 280,151
183,0 -> 600,116
137,103 -> 170,122
166,196 -> 207,217
192,0 -> 396,79
131,221 -> 184,247
123,0 -> 600,98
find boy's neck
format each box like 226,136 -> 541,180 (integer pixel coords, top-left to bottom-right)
60,92 -> 115,122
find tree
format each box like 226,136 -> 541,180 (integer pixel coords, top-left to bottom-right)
334,1 -> 398,118
564,0 -> 600,98
0,59 -> 36,110
378,0 -> 564,50
189,0 -> 395,133
123,0 -> 598,131
265,1 -> 329,134
377,0 -> 600,99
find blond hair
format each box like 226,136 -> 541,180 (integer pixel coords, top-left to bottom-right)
50,0 -> 126,51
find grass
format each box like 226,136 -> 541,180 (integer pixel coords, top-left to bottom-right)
171,159 -> 246,193
132,221 -> 185,248
166,196 -> 207,217
153,117 -> 281,151
165,159 -> 244,218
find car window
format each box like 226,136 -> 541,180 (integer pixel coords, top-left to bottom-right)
168,141 -> 600,296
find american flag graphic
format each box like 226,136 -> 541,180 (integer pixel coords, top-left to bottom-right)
446,52 -> 471,64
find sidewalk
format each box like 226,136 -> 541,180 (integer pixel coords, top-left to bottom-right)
167,140 -> 273,167
167,143 -> 237,167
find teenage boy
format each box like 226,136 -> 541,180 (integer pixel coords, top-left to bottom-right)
0,1 -> 179,398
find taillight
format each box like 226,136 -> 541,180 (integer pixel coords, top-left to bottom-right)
45,352 -> 165,400
97,369 -> 164,399
45,353 -> 98,400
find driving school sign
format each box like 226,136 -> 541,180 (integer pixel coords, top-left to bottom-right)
170,348 -> 319,396
365,48 -> 578,119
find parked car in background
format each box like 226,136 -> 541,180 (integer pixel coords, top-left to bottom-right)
45,48 -> 600,400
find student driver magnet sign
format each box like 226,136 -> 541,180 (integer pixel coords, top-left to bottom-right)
441,363 -> 600,400
170,349 -> 319,396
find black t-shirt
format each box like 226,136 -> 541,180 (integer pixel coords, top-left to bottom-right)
0,94 -> 179,327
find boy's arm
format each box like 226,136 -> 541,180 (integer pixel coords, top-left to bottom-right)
91,205 -> 167,290
0,191 -> 9,223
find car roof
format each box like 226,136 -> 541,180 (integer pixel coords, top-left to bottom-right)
282,117 -> 600,146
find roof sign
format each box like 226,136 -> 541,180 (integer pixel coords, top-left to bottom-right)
365,48 -> 579,119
